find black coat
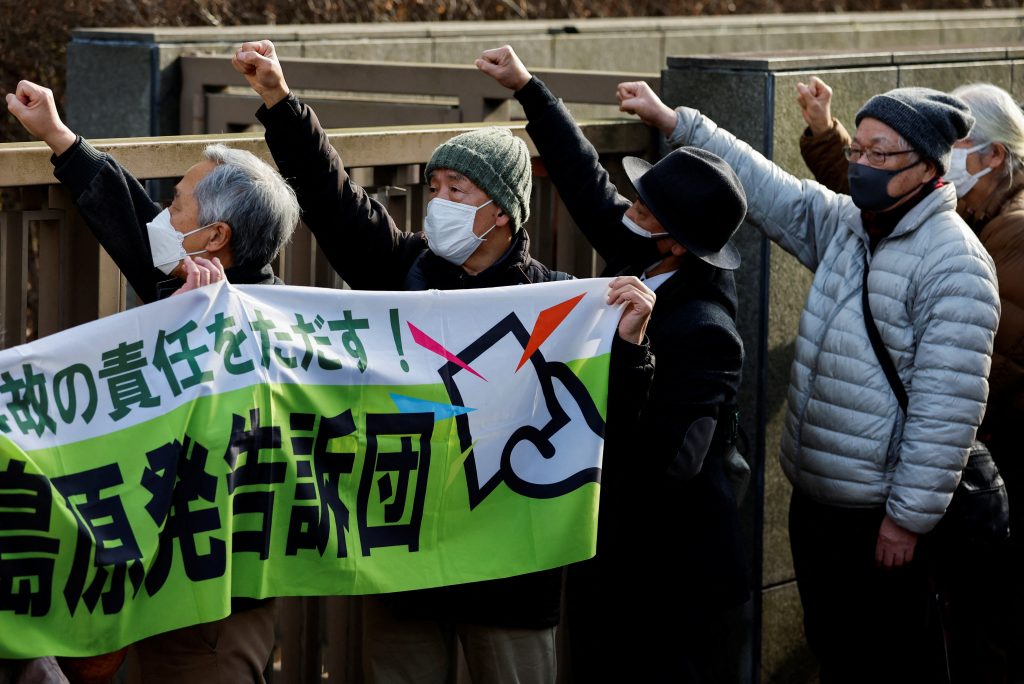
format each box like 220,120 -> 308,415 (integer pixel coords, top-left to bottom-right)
52,138 -> 283,303
258,94 -> 654,628
517,78 -> 750,614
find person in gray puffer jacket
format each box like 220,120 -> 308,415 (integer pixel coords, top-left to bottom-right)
616,83 -> 1000,682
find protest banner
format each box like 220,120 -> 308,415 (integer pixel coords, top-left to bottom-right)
0,278 -> 618,657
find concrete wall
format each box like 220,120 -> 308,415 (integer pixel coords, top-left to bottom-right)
662,46 -> 1024,683
67,10 -> 1024,137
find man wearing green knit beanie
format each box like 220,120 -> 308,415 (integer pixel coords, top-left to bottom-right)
235,39 -> 656,683
425,127 -> 532,231
241,32 -> 560,288
407,125 -> 536,276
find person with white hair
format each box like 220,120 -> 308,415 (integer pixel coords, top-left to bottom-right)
6,80 -> 299,303
6,79 -> 302,683
943,81 -> 1024,682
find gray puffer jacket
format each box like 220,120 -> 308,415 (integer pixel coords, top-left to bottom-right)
669,107 -> 1000,534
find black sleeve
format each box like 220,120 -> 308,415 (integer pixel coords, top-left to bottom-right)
52,137 -> 167,304
257,95 -> 426,290
606,333 -> 655,432
645,313 -> 743,479
516,77 -> 659,270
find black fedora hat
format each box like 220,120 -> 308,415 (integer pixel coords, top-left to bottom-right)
624,147 -> 747,271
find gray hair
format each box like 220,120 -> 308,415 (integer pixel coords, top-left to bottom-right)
193,144 -> 299,270
951,83 -> 1024,185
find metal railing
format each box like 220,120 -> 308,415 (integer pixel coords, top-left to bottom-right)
180,55 -> 660,134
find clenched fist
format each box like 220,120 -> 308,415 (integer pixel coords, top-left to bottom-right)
795,76 -> 835,136
616,81 -> 677,137
5,80 -> 77,155
608,275 -> 656,344
232,40 -> 290,108
475,45 -> 533,92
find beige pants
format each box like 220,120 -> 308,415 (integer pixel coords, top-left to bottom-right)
132,600 -> 276,684
361,596 -> 557,684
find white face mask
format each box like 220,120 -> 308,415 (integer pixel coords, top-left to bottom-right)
946,143 -> 993,198
622,214 -> 669,239
423,198 -> 496,266
146,208 -> 215,275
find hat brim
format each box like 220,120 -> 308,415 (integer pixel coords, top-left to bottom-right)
623,156 -> 741,271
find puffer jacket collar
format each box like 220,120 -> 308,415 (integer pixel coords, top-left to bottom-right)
854,182 -> 960,254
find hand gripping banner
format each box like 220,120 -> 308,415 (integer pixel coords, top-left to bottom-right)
0,279 -> 618,658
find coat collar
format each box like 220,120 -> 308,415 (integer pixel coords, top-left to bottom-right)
409,230 -> 537,290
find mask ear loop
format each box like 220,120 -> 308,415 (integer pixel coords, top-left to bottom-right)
182,222 -> 218,239
182,222 -> 220,256
472,199 -> 498,241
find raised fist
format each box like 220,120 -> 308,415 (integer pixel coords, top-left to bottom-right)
232,40 -> 290,108
5,80 -> 77,155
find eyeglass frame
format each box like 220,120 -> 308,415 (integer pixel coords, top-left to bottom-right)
843,145 -> 918,167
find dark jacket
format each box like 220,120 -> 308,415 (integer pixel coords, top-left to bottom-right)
257,93 -> 654,628
51,137 -> 282,304
518,77 -> 750,611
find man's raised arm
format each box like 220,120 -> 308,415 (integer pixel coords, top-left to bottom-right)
233,40 -> 424,291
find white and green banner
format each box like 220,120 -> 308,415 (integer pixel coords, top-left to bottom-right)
0,279 -> 618,658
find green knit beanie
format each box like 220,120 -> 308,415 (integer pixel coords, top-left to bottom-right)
424,127 -> 532,232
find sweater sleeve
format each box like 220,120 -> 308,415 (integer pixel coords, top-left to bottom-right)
516,77 -> 659,270
52,137 -> 166,304
798,118 -> 852,195
257,94 -> 426,291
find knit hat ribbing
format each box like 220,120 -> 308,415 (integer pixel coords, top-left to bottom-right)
855,88 -> 974,175
424,128 -> 532,232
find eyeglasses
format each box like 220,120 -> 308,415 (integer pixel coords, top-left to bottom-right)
843,145 -> 916,166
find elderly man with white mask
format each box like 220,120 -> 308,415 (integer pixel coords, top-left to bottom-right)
6,79 -> 301,683
6,80 -> 298,303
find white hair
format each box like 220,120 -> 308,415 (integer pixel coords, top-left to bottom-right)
193,144 -> 299,270
951,83 -> 1024,186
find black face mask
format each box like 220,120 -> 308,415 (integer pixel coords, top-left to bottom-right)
847,159 -> 923,212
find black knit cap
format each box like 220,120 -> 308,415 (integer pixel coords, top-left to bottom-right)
855,87 -> 974,175
623,147 -> 747,271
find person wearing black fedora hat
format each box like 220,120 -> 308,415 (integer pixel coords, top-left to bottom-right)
478,46 -> 751,681
614,81 -> 1002,682
622,149 -> 746,270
